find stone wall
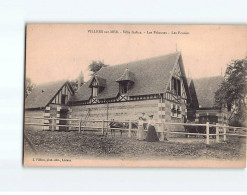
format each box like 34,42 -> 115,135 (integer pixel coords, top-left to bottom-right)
47,104 -> 70,130
70,99 -> 187,133
25,104 -> 71,131
24,99 -> 187,133
71,99 -> 160,121
162,100 -> 187,132
70,99 -> 159,130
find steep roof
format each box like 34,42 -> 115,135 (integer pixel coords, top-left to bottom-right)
70,52 -> 182,102
187,78 -> 199,109
187,78 -> 192,86
89,75 -> 106,88
193,76 -> 223,108
25,80 -> 69,109
116,68 -> 135,83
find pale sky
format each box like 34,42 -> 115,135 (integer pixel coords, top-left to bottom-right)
26,24 -> 247,84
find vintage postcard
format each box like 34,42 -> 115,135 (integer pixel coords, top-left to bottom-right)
24,24 -> 247,167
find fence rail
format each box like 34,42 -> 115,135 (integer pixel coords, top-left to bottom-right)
24,116 -> 247,145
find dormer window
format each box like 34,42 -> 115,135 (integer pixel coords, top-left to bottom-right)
89,75 -> 106,98
91,79 -> 97,87
91,79 -> 98,97
116,67 -> 135,95
120,81 -> 128,94
92,87 -> 98,97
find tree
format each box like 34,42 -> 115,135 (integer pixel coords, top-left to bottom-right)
25,77 -> 35,98
88,60 -> 108,75
70,79 -> 79,92
70,71 -> 85,92
214,56 -> 247,125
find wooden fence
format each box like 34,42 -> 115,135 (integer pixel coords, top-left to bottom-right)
24,116 -> 247,145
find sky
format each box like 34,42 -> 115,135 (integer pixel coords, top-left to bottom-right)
26,24 -> 247,84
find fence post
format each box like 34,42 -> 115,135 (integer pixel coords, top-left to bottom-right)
206,122 -> 209,145
102,120 -> 104,135
79,119 -> 81,133
234,127 -> 236,134
49,117 -> 52,131
52,118 -> 56,131
128,120 -> 131,138
223,124 -> 226,141
216,123 -> 219,143
159,121 -> 165,141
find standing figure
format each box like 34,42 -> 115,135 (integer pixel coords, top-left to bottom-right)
146,115 -> 159,142
137,117 -> 145,140
141,112 -> 148,130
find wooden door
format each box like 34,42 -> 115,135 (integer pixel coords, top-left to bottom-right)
59,109 -> 68,131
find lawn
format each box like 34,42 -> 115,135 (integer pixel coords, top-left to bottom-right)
24,128 -> 246,161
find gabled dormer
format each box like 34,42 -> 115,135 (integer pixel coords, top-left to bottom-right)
89,75 -> 106,98
116,68 -> 135,95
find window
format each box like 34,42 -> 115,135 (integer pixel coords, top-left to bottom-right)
171,77 -> 181,96
92,87 -> 98,97
61,94 -> 67,104
90,77 -> 105,97
120,83 -> 128,94
177,79 -> 181,96
171,104 -> 177,117
171,103 -> 182,118
91,79 -> 98,87
177,105 -> 181,118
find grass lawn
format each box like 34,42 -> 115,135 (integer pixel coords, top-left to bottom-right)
24,128 -> 246,161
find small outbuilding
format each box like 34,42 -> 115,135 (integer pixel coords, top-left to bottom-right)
25,80 -> 74,130
193,76 -> 228,124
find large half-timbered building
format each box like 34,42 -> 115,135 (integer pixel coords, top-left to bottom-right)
68,52 -> 192,125
27,52 -> 222,130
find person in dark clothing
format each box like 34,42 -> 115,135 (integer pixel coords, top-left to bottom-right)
146,115 -> 159,142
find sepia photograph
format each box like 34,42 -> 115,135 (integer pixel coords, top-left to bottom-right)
23,24 -> 247,167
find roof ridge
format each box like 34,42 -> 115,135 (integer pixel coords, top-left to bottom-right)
25,80 -> 68,109
34,79 -> 68,87
194,75 -> 223,80
98,51 -> 181,72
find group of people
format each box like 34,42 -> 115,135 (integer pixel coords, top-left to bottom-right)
137,112 -> 159,142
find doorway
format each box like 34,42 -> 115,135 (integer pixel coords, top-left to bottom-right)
59,109 -> 68,131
